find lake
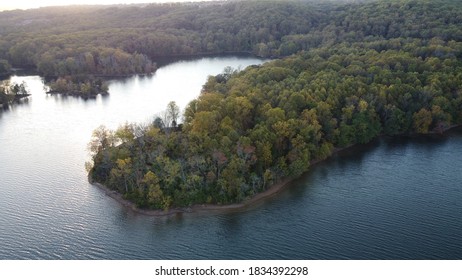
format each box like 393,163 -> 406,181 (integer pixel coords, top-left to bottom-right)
0,57 -> 461,259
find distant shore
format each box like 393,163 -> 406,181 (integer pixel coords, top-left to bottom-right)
90,123 -> 462,217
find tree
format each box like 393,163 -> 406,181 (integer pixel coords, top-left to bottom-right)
88,125 -> 115,159
413,108 -> 433,134
166,101 -> 180,128
115,122 -> 135,144
142,171 -> 164,209
153,117 -> 165,129
110,157 -> 133,193
0,59 -> 11,74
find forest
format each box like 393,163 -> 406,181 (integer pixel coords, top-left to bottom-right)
1,0 -> 461,77
2,0 -> 460,210
86,0 -> 462,210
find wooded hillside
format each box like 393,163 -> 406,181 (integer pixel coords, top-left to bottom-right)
1,0 -> 461,77
87,0 -> 462,210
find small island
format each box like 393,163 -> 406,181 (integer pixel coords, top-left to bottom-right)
0,81 -> 30,108
46,76 -> 109,98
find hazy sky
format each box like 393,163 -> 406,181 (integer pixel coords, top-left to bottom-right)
0,0 -> 211,11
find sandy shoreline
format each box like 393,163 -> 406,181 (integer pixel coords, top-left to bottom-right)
90,124 -> 462,217
91,177 -> 294,217
90,144 -> 346,217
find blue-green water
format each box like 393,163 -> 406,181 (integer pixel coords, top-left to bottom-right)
1,57 -> 461,259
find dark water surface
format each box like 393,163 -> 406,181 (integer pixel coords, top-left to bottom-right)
1,57 -> 461,259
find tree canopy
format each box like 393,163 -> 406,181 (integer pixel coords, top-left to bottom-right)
15,0 -> 455,210
1,0 -> 461,77
89,25 -> 462,210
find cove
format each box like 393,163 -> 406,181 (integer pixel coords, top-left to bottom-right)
0,57 -> 461,259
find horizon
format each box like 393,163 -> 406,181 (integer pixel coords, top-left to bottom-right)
0,0 -> 221,11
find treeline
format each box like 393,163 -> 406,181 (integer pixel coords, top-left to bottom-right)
1,0 -> 461,78
35,47 -> 156,77
0,59 -> 11,76
89,36 -> 462,210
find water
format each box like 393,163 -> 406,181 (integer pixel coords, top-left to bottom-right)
1,57 -> 461,259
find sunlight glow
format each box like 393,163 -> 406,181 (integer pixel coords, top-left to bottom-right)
0,0 -> 205,11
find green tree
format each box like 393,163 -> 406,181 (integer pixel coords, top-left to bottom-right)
88,125 -> 115,158
166,101 -> 180,128
142,171 -> 164,209
110,157 -> 133,193
413,108 -> 433,134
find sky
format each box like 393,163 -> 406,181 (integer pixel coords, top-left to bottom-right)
0,0 -> 209,11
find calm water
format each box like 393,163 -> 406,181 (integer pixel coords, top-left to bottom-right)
1,57 -> 461,259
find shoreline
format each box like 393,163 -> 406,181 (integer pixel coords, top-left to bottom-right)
90,123 -> 462,217
91,177 -> 295,217
89,146 -> 346,217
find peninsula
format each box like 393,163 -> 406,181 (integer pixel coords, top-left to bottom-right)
87,0 -> 462,212
3,0 -> 456,213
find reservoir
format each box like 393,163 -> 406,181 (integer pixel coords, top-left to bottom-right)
0,57 -> 461,259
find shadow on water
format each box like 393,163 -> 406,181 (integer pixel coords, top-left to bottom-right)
12,68 -> 39,76
0,104 -> 9,114
107,73 -> 155,85
153,53 -> 257,68
306,138 -> 382,183
381,129 -> 462,163
0,96 -> 31,113
337,138 -> 381,165
383,133 -> 451,150
275,129 -> 459,208
45,92 -> 110,105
